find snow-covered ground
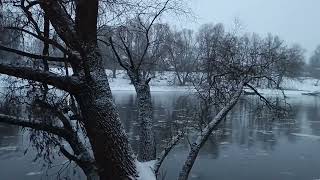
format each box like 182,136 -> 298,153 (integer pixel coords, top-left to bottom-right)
136,160 -> 156,180
1,68 -> 319,97
252,78 -> 320,96
106,70 -> 192,92
106,70 -> 320,97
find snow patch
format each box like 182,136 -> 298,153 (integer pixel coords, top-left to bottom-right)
136,160 -> 156,180
0,146 -> 17,151
106,70 -> 320,96
2,136 -> 15,139
291,133 -> 320,139
220,142 -> 230,145
26,171 -> 42,176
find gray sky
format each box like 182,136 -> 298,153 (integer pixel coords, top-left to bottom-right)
171,0 -> 320,58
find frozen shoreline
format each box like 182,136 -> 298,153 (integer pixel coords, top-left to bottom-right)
1,68 -> 319,97
107,70 -> 320,97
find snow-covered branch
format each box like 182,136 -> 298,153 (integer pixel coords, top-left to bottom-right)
0,113 -> 70,138
154,131 -> 184,175
178,82 -> 245,180
0,63 -> 80,92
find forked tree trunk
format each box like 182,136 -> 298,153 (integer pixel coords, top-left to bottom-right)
74,48 -> 137,180
175,71 -> 184,86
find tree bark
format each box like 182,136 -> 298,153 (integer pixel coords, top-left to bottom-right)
132,81 -> 156,162
74,48 -> 138,180
62,131 -> 99,180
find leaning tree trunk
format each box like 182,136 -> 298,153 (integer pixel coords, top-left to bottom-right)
74,48 -> 137,180
175,71 -> 185,86
132,80 -> 156,162
178,84 -> 244,180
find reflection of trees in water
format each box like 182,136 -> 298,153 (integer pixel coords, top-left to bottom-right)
154,95 -> 198,154
0,99 -> 21,158
114,92 -> 315,159
117,94 -> 137,132
233,97 -> 303,149
115,93 -> 140,152
0,123 -> 20,158
305,98 -> 320,136
0,89 -> 86,179
178,95 -> 304,156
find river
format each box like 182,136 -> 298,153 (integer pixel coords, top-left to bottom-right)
1,91 -> 320,180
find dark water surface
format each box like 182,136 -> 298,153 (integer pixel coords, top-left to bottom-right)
1,91 -> 320,180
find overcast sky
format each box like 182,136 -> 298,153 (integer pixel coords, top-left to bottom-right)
170,0 -> 320,58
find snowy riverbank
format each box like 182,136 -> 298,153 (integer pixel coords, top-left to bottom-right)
106,70 -> 320,97
0,69 -> 319,97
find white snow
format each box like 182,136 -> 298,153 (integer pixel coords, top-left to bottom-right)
105,70 -> 320,96
1,68 -> 320,96
0,146 -> 17,151
219,142 -> 230,145
136,160 -> 156,180
291,133 -> 320,139
248,77 -> 320,97
106,70 -> 191,92
26,171 -> 42,176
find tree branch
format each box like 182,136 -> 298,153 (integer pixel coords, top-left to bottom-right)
39,0 -> 81,51
154,131 -> 183,175
118,32 -> 135,69
60,146 -> 81,162
33,100 -> 74,131
5,26 -> 70,55
109,37 -> 129,71
0,63 -> 80,92
0,113 -> 70,138
20,0 -> 42,35
0,45 -> 65,62
136,0 -> 170,69
245,83 -> 274,108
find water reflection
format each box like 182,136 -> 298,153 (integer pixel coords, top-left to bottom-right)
1,92 -> 320,180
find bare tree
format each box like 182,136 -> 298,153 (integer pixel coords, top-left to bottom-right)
108,0 -> 174,162
178,27 -> 287,180
167,28 -> 198,86
263,35 -> 305,89
309,45 -> 320,85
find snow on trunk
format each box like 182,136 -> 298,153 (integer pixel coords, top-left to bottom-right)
134,82 -> 156,162
136,160 -> 156,180
75,47 -> 137,179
